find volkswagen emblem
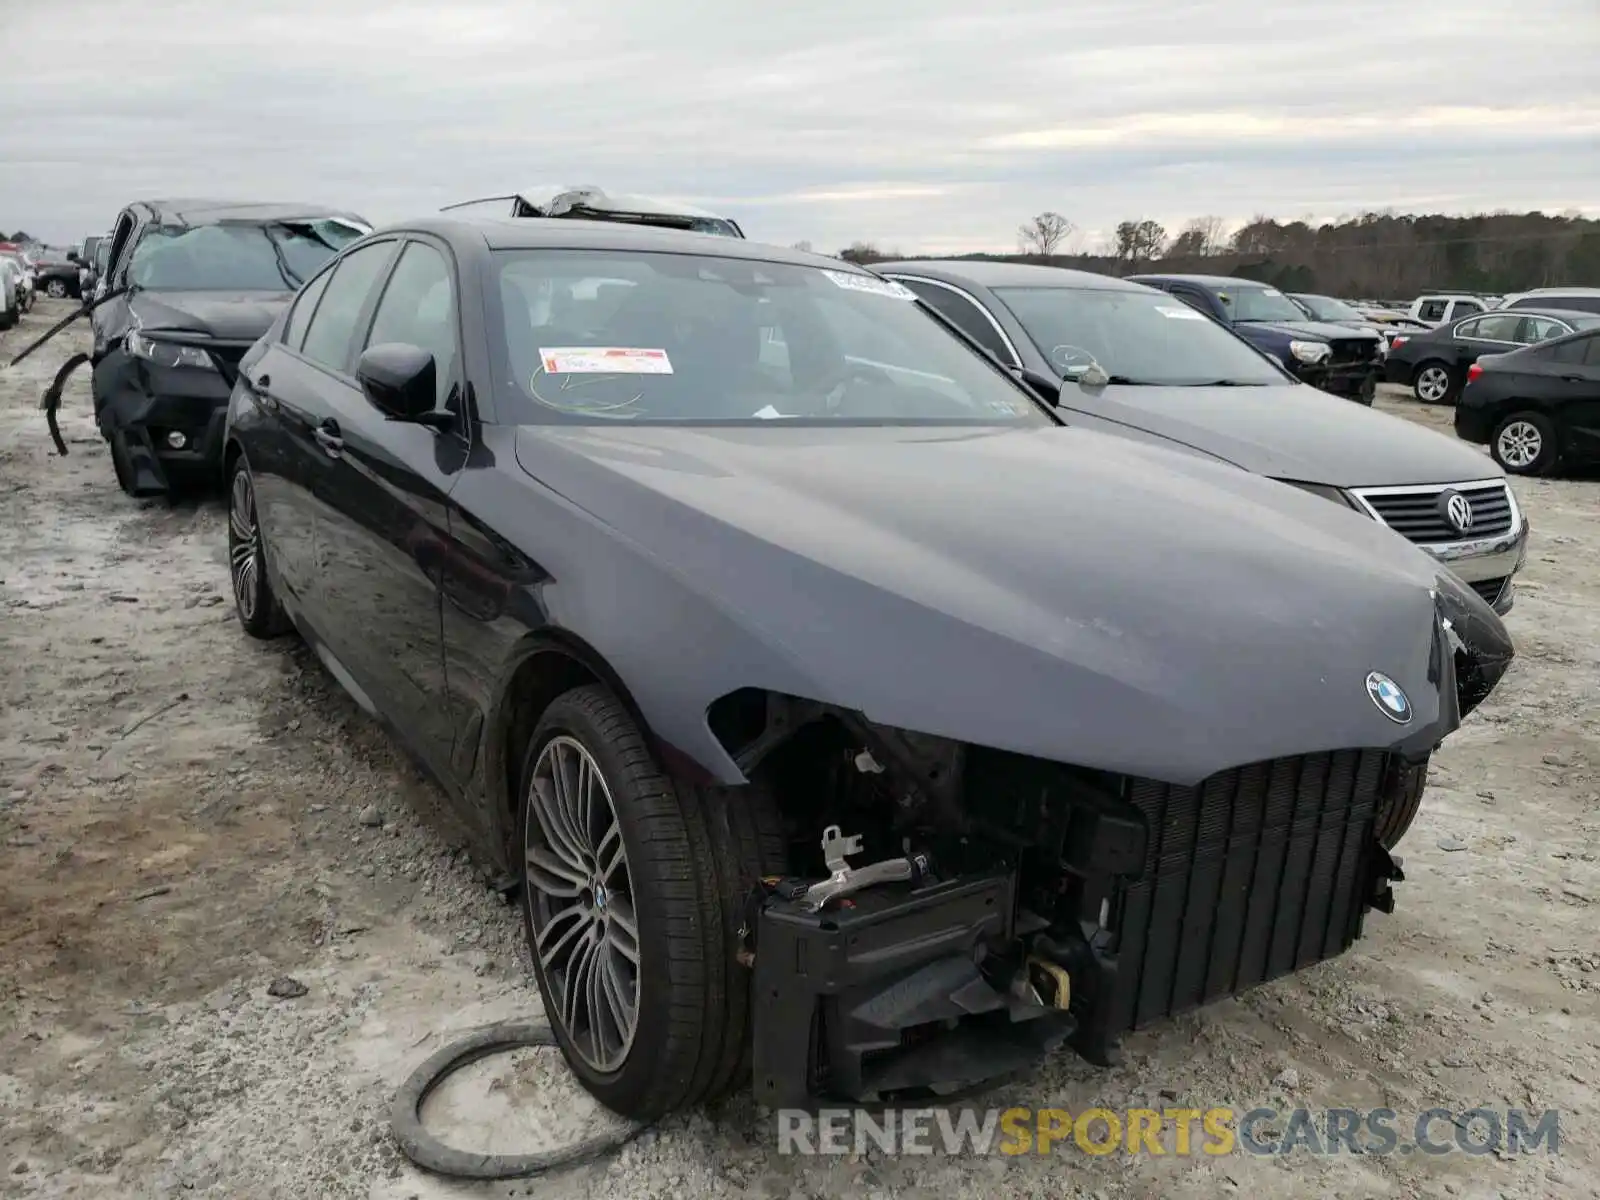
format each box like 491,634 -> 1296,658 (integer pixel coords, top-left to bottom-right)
1440,490 -> 1475,534
1365,671 -> 1413,724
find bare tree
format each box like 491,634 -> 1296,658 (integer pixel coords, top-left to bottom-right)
1113,219 -> 1168,265
1170,216 -> 1227,257
1017,211 -> 1074,257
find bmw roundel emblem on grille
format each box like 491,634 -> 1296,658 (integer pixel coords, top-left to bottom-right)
1365,671 -> 1413,724
1441,490 -> 1475,533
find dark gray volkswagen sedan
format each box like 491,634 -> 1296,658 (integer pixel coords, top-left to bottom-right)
878,260 -> 1529,614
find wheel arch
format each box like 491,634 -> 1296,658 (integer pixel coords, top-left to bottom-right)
485,629 -> 721,865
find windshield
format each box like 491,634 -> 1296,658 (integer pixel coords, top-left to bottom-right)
1293,294 -> 1365,322
126,220 -> 366,291
1218,285 -> 1310,323
992,285 -> 1289,387
493,250 -> 1049,425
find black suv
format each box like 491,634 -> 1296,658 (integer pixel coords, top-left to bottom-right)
1130,274 -> 1384,403
89,199 -> 371,496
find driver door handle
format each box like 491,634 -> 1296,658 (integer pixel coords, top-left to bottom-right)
314,420 -> 344,458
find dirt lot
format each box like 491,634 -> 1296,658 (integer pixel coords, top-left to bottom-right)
1,300 -> 1596,1200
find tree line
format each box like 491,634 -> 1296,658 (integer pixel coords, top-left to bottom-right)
837,210 -> 1600,300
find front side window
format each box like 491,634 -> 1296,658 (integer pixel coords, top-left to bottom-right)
1515,315 -> 1570,344
298,241 -> 396,372
1216,285 -> 1308,323
365,242 -> 458,406
1419,300 -> 1448,321
492,250 -> 1047,425
993,285 -> 1288,386
126,220 -> 366,292
894,279 -> 1014,363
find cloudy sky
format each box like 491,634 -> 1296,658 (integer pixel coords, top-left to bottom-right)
5,0 -> 1599,253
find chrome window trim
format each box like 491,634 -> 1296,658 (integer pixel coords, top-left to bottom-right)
882,273 -> 1023,366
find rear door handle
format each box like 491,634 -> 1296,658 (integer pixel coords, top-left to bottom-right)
314,421 -> 343,457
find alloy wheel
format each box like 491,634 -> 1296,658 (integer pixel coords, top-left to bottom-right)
524,734 -> 641,1074
1496,420 -> 1542,469
228,469 -> 261,622
45,280 -> 67,299
1415,366 -> 1450,402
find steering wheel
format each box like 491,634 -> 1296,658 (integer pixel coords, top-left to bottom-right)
790,359 -> 896,415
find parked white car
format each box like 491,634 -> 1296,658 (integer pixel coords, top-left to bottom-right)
0,257 -> 21,329
1408,294 -> 1492,326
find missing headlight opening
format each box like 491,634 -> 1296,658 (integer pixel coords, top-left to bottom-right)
703,674 -> 1505,1109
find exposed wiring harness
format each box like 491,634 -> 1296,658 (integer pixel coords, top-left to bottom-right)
7,287 -> 129,455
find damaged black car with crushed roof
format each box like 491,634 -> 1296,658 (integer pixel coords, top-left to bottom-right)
54,200 -> 371,497
222,217 -> 1515,1121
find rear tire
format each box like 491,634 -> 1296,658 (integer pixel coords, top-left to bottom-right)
45,279 -> 68,299
1412,361 -> 1455,404
515,685 -> 786,1121
227,458 -> 292,638
1491,411 -> 1559,477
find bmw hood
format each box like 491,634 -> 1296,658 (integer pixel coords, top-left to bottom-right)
128,290 -> 294,341
1057,381 -> 1501,488
1242,318 -> 1380,342
513,422 -> 1511,787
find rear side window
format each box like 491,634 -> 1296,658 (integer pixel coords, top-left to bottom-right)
1454,300 -> 1485,317
299,241 -> 395,373
282,270 -> 331,351
1457,314 -> 1519,341
1516,315 -> 1570,344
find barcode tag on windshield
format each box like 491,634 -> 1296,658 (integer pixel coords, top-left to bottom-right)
822,270 -> 916,300
539,347 -> 673,374
1156,305 -> 1205,320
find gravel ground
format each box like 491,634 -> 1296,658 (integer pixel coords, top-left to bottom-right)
1,301 -> 1596,1200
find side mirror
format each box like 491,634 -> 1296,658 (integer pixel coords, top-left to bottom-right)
356,343 -> 444,424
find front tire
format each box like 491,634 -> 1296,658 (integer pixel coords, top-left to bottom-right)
227,459 -> 291,638
516,685 -> 785,1120
1412,361 -> 1455,404
1491,411 -> 1559,476
44,279 -> 68,299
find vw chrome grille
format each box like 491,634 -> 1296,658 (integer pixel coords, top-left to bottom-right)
1108,749 -> 1387,1033
1350,479 -> 1515,544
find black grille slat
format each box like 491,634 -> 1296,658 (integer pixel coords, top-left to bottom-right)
1356,482 -> 1514,543
1110,749 -> 1386,1035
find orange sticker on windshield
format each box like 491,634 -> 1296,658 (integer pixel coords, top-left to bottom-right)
539,347 -> 674,375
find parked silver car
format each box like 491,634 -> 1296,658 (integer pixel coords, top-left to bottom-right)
877,260 -> 1530,612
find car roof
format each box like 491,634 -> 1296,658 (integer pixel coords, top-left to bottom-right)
443,185 -> 732,222
1457,306 -> 1600,324
1125,272 -> 1265,288
133,198 -> 371,227
393,215 -> 853,268
1509,285 -> 1600,296
874,259 -> 1153,291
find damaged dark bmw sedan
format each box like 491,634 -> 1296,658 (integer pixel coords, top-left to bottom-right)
89,199 -> 370,496
222,218 -> 1514,1120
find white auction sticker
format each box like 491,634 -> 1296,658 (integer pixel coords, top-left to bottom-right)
1156,305 -> 1205,320
539,347 -> 674,374
821,270 -> 916,300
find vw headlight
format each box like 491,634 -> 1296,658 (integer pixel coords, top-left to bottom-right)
1288,339 -> 1332,364
125,330 -> 215,370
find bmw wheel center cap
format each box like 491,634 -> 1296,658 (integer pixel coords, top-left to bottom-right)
1365,671 -> 1413,724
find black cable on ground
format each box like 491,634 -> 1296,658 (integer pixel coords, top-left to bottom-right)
389,1021 -> 648,1180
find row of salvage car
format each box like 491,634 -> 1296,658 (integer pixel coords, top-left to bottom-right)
35,184 -> 1522,1119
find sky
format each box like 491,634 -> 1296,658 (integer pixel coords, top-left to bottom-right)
4,0 -> 1599,254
